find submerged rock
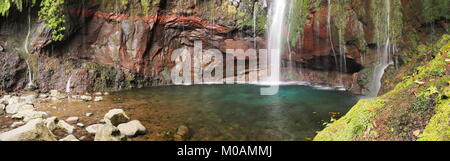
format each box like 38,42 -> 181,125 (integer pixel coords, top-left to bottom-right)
94,124 -> 126,141
0,118 -> 56,141
174,125 -> 190,141
86,124 -> 104,135
117,120 -> 147,137
59,135 -> 79,141
104,109 -> 130,126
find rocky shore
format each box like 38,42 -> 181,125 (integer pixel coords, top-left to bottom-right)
0,90 -> 190,141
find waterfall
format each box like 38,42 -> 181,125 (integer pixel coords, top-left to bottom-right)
25,60 -> 33,89
369,0 -> 394,97
24,7 -> 31,54
253,3 -> 257,49
327,0 -> 339,74
286,1 -> 295,73
266,0 -> 287,84
66,74 -> 73,93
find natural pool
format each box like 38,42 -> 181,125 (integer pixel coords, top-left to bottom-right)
105,84 -> 360,141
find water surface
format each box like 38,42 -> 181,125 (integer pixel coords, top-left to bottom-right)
111,85 -> 359,141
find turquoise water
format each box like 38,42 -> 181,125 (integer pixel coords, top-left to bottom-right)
114,85 -> 360,141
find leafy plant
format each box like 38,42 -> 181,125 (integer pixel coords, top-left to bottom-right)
38,0 -> 66,41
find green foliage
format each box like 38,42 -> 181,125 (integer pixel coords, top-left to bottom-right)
0,0 -> 36,16
422,0 -> 449,23
38,0 -> 66,41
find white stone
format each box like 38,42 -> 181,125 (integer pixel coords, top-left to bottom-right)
50,90 -> 59,97
10,121 -> 25,128
86,124 -> 104,135
38,94 -> 49,99
94,92 -> 103,96
94,96 -> 103,102
20,94 -> 37,104
76,123 -> 85,127
45,117 -> 58,131
66,117 -> 79,123
12,110 -> 47,122
117,120 -> 147,137
8,96 -> 20,105
104,92 -> 110,96
80,95 -> 93,101
0,95 -> 11,105
104,109 -> 129,126
57,120 -> 75,134
59,135 -> 79,141
0,118 -> 56,141
85,113 -> 93,117
94,124 -> 126,141
6,103 -> 34,114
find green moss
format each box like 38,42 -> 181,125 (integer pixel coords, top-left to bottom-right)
315,34 -> 450,141
314,98 -> 385,141
418,87 -> 450,141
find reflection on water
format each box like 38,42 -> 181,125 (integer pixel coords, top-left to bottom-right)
112,85 -> 360,141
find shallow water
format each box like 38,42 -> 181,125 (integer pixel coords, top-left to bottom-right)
111,84 -> 360,141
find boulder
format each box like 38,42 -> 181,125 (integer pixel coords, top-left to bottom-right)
45,117 -> 58,131
57,120 -> 75,134
174,125 -> 190,141
104,109 -> 130,126
6,103 -> 34,114
59,135 -> 79,141
94,124 -> 126,141
117,120 -> 147,137
94,96 -> 103,102
86,124 -> 104,135
66,117 -> 79,123
0,118 -> 56,141
11,110 -> 48,122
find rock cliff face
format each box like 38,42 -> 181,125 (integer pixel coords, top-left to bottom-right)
0,0 -> 448,95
